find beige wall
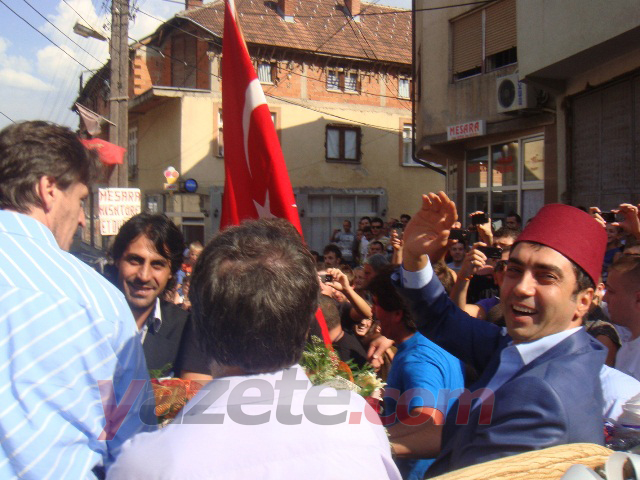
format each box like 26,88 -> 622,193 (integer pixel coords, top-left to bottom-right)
132,99 -> 182,192
518,0 -> 640,79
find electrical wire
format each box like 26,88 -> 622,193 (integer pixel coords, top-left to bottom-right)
61,0 -> 109,40
0,111 -> 15,123
0,0 -> 93,71
20,0 -> 104,64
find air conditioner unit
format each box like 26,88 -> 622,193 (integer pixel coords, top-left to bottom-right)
496,74 -> 536,113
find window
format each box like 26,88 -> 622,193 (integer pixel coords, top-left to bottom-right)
344,72 -> 358,92
463,135 -> 544,225
326,69 -> 359,93
327,70 -> 340,90
217,109 -> 224,157
295,189 -> 386,254
257,62 -> 276,84
128,127 -> 138,178
399,78 -> 410,99
451,0 -> 517,81
326,125 -> 361,163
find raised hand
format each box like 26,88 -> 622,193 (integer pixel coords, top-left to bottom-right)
615,204 -> 640,240
403,192 -> 458,271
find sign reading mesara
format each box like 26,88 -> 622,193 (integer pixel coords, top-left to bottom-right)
98,188 -> 141,235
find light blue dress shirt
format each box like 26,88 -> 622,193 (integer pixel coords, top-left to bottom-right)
0,211 -> 153,479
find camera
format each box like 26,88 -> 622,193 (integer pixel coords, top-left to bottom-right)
323,274 -> 333,283
392,222 -> 404,231
449,228 -> 468,242
600,211 -> 616,223
478,246 -> 503,259
471,213 -> 488,226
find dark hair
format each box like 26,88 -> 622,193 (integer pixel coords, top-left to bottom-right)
609,254 -> 640,286
359,216 -> 371,223
370,240 -> 385,250
368,265 -> 416,332
0,121 -> 99,213
506,211 -> 522,224
494,226 -> 521,241
323,244 -> 342,258
111,213 -> 185,291
400,214 -> 411,222
371,217 -> 384,226
190,219 -> 319,373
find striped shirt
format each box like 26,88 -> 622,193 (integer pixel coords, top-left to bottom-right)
0,211 -> 153,479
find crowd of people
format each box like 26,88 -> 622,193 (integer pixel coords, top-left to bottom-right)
2,120 -> 640,479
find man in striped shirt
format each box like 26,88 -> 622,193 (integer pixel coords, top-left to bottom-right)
0,121 -> 152,479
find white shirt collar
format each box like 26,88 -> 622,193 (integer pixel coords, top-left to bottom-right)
140,297 -> 163,344
512,326 -> 582,365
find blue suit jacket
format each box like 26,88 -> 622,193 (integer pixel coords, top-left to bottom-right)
393,269 -> 606,477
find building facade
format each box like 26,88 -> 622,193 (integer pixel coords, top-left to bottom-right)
78,0 -> 444,252
415,0 -> 640,225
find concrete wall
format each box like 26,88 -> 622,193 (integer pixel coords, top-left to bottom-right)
130,98 -> 182,192
518,0 -> 640,78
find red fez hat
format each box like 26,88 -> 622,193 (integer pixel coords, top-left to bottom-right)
515,204 -> 607,286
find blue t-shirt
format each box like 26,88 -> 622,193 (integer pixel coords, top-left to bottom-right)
384,332 -> 465,480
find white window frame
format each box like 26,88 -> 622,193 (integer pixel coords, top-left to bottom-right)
344,72 -> 358,93
257,62 -> 274,84
463,134 -> 544,225
399,78 -> 410,99
327,70 -> 340,90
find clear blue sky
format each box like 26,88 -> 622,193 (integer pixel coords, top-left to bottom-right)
0,0 -> 411,131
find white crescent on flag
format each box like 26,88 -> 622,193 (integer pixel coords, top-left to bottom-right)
242,78 -> 267,179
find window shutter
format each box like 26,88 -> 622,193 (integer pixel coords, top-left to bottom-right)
452,10 -> 482,74
485,0 -> 516,57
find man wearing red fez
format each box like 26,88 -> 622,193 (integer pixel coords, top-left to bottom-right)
386,192 -> 608,477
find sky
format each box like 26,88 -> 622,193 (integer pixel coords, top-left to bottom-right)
0,0 -> 411,132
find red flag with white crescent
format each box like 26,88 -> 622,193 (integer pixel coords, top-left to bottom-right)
220,0 -> 302,235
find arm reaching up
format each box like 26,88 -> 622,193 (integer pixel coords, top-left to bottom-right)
402,192 -> 458,272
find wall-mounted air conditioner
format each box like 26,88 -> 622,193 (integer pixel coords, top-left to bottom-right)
496,74 -> 536,113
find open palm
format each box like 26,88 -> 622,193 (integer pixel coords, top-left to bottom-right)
403,192 -> 458,261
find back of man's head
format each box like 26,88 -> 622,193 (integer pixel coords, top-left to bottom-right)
190,219 -> 320,374
364,253 -> 389,272
0,121 -> 97,213
112,213 -> 185,283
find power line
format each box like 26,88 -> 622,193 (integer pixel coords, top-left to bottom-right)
61,0 -> 109,40
0,111 -> 15,124
0,0 -> 93,71
20,0 -> 104,64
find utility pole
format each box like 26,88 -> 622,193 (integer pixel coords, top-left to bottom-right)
109,0 -> 129,187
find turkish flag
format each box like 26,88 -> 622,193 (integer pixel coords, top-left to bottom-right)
80,138 -> 126,165
220,0 -> 302,235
